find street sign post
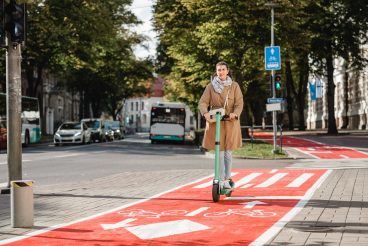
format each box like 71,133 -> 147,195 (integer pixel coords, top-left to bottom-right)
265,46 -> 281,70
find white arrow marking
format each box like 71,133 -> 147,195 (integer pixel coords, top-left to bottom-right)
101,218 -> 137,230
240,201 -> 267,209
126,219 -> 210,240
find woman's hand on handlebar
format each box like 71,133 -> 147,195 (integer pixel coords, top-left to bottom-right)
229,113 -> 238,120
203,112 -> 211,121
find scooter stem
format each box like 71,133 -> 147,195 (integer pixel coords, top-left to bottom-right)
214,112 -> 221,180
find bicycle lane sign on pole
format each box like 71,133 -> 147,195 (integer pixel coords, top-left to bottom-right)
0,169 -> 331,246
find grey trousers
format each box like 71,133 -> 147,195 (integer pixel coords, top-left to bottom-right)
220,150 -> 232,180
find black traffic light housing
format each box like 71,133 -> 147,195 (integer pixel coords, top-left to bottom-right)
5,0 -> 25,44
0,0 -> 5,46
275,74 -> 282,90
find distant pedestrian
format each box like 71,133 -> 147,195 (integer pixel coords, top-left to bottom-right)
198,61 -> 243,188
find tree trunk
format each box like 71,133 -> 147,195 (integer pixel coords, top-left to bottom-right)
326,50 -> 338,134
296,56 -> 309,131
285,59 -> 294,130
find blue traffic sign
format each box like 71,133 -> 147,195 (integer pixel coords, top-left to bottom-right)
267,98 -> 284,104
265,46 -> 281,70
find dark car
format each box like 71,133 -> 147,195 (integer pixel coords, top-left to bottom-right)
105,120 -> 125,140
81,118 -> 106,142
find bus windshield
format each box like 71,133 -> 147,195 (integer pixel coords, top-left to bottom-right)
151,107 -> 185,125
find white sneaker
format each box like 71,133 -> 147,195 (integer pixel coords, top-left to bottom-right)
222,180 -> 232,189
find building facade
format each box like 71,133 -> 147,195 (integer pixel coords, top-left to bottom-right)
307,45 -> 368,130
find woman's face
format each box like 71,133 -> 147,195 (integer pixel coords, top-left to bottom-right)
216,65 -> 229,81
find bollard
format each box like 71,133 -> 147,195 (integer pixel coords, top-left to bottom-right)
10,180 -> 34,228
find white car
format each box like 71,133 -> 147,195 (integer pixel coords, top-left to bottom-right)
54,122 -> 91,146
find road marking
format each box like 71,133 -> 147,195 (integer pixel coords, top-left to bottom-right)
0,160 -> 31,165
339,155 -> 349,159
55,153 -> 83,158
241,183 -> 254,189
286,173 -> 314,187
226,196 -> 304,200
101,218 -> 136,230
193,172 -> 238,188
126,219 -> 210,240
241,201 -> 267,209
237,173 -> 262,188
269,169 -> 278,173
185,207 -> 210,216
255,173 -> 288,188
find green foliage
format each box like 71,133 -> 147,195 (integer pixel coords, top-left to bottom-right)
14,0 -> 153,118
153,0 -> 368,131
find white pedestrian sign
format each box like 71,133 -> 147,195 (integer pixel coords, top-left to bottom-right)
265,46 -> 281,70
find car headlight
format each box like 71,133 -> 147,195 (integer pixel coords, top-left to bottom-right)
55,133 -> 60,137
116,130 -> 120,133
74,132 -> 82,136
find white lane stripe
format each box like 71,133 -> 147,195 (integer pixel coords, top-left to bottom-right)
185,207 -> 210,217
1,160 -> 31,165
226,196 -> 304,200
254,173 -> 288,188
193,172 -> 238,188
269,169 -> 278,173
237,173 -> 262,188
241,183 -> 253,189
250,170 -> 332,246
339,155 -> 349,159
55,154 -> 83,158
286,173 -> 314,187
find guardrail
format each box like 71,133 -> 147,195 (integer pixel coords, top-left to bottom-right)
241,124 -> 283,151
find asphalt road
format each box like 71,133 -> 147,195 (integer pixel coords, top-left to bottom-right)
0,134 -> 294,187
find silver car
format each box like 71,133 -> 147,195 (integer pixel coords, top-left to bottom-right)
54,122 -> 91,146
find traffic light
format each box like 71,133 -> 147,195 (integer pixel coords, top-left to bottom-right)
0,0 -> 5,46
275,74 -> 282,90
5,0 -> 25,44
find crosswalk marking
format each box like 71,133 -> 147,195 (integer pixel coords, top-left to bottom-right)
237,173 -> 262,188
286,173 -> 314,187
193,172 -> 238,188
254,173 -> 288,188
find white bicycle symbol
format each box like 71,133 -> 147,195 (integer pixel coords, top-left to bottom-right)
204,209 -> 277,218
118,209 -> 188,219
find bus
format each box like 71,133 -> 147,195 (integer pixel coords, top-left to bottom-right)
149,102 -> 186,143
0,93 -> 41,149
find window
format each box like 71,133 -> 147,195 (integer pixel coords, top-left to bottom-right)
136,102 -> 138,111
141,102 -> 144,110
130,102 -> 133,111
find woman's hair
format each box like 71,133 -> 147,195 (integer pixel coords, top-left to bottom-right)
213,61 -> 232,78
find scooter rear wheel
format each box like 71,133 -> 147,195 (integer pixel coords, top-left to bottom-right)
212,184 -> 220,202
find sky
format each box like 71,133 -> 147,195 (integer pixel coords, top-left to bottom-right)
130,0 -> 157,59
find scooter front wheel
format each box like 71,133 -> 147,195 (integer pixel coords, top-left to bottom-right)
212,184 -> 220,202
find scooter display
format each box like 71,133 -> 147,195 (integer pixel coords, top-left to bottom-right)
211,111 -> 235,202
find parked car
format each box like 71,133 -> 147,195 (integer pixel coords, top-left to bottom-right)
54,122 -> 91,146
81,118 -> 106,142
104,127 -> 114,141
105,120 -> 125,140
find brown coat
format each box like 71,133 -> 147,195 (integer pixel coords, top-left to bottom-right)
198,82 -> 243,150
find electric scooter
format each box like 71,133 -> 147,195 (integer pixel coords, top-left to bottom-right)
210,110 -> 234,202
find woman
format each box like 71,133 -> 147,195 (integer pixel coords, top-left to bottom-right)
198,61 -> 243,188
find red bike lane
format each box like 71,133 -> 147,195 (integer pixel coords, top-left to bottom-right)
1,169 -> 330,246
253,132 -> 368,159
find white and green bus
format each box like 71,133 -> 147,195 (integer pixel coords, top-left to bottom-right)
0,93 -> 41,148
149,102 -> 186,143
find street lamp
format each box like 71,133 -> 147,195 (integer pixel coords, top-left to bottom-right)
265,2 -> 280,153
